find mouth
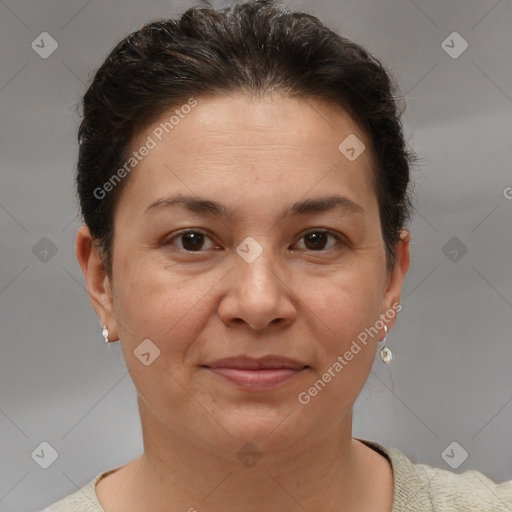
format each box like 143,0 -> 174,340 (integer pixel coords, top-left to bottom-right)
201,355 -> 310,391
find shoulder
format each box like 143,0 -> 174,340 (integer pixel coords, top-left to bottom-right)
359,438 -> 512,512
41,469 -> 114,512
412,461 -> 512,511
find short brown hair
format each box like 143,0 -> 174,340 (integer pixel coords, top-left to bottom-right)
76,0 -> 418,277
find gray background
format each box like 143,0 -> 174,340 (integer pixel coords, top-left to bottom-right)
1,0 -> 511,510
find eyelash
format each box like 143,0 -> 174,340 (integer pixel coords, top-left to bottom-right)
161,229 -> 345,253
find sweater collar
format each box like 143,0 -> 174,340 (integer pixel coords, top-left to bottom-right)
357,438 -> 435,511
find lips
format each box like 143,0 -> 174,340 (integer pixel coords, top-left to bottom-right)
202,355 -> 309,390
204,355 -> 308,370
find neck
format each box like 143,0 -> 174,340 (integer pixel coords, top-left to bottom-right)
109,404 -> 392,512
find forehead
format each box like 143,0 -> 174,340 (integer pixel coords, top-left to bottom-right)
115,93 -> 377,223
138,93 -> 368,153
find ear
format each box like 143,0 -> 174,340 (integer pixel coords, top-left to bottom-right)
75,224 -> 119,342
380,228 -> 410,330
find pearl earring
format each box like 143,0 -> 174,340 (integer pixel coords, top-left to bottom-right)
379,325 -> 392,363
102,325 -> 109,343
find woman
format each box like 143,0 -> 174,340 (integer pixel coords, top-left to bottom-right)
43,1 -> 512,510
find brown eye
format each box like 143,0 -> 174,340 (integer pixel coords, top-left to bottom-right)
180,232 -> 206,251
163,230 -> 218,252
293,230 -> 343,251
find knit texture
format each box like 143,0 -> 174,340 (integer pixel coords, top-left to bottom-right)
42,439 -> 512,511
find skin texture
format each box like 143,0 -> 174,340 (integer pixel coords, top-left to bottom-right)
76,92 -> 410,512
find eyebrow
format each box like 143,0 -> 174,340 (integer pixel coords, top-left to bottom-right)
144,193 -> 365,221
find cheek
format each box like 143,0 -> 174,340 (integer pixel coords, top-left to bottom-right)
115,271 -> 200,340
307,261 -> 384,342
297,266 -> 383,399
112,251 -> 223,366
112,263 -> 212,417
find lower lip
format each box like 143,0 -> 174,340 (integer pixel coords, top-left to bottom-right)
205,367 -> 307,390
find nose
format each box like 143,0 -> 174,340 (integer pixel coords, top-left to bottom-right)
218,241 -> 297,331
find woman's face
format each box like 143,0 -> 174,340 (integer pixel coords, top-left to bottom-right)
78,93 -> 409,461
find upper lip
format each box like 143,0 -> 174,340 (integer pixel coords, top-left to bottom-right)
203,355 -> 309,370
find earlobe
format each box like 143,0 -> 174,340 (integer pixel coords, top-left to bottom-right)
75,225 -> 119,341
